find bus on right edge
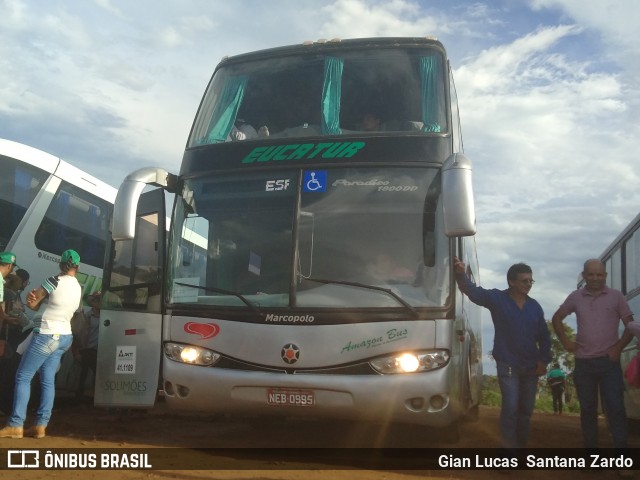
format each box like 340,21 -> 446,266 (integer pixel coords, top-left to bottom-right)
588,211 -> 640,419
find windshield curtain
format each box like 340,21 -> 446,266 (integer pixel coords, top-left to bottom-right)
169,167 -> 450,311
204,75 -> 248,143
321,56 -> 343,135
420,55 -> 444,133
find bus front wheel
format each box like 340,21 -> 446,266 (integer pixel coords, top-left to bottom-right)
436,420 -> 461,444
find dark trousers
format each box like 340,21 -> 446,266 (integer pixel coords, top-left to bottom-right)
574,356 -> 628,449
76,348 -> 97,397
0,355 -> 20,414
551,384 -> 564,413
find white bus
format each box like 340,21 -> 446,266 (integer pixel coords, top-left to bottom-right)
0,139 -> 116,296
0,138 -> 116,390
590,211 -> 640,419
97,37 -> 482,441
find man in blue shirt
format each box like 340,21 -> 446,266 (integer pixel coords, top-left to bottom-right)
454,257 -> 551,449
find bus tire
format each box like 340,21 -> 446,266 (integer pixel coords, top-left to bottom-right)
462,353 -> 480,422
437,420 -> 461,444
464,403 -> 480,422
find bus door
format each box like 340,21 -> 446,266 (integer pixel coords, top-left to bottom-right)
94,188 -> 166,408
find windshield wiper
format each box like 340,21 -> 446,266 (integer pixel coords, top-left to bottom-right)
304,277 -> 420,318
174,282 -> 264,318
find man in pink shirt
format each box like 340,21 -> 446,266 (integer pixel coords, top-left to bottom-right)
552,259 -> 634,450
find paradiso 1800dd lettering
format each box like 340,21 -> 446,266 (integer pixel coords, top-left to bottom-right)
242,141 -> 365,163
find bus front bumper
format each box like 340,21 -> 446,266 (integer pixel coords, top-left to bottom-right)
162,358 -> 459,428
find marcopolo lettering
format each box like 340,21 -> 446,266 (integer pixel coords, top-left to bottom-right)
265,314 -> 315,323
242,141 -> 365,164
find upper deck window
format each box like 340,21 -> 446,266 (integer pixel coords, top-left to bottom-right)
189,48 -> 447,147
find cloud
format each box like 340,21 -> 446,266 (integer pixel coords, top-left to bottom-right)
43,11 -> 93,47
456,24 -> 637,205
448,18 -> 640,344
532,0 -> 640,49
320,0 -> 439,38
95,0 -> 124,17
0,0 -> 28,27
456,25 -> 583,92
157,16 -> 217,48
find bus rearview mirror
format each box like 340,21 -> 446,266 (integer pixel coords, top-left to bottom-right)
442,153 -> 476,237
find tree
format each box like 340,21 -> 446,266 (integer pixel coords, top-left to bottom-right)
546,320 -> 575,372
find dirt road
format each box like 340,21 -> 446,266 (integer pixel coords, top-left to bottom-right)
1,398 -> 638,480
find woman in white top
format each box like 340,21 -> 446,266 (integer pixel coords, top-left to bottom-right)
0,249 -> 81,439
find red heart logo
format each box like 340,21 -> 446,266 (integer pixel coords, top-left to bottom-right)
184,322 -> 220,339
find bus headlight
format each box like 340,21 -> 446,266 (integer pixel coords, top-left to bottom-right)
164,342 -> 221,366
369,350 -> 450,374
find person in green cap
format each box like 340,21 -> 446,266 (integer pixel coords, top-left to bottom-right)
546,362 -> 567,415
0,249 -> 82,439
0,252 -> 20,328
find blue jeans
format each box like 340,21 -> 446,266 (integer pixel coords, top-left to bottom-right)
8,333 -> 73,428
573,356 -> 628,449
496,361 -> 538,449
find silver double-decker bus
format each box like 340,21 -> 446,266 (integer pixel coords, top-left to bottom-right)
582,211 -> 640,420
95,37 -> 482,441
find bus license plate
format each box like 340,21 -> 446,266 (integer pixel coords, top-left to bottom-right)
267,388 -> 315,407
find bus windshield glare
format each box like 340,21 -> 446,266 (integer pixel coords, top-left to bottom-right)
169,166 -> 449,310
188,47 -> 447,146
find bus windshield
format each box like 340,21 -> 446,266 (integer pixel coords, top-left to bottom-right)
169,166 -> 450,310
188,47 -> 447,146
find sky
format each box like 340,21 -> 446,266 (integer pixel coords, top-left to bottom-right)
1,0 -> 639,374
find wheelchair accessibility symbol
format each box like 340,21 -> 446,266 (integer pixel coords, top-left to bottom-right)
303,170 -> 327,192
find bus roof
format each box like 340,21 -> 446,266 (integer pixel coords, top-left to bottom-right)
0,138 -> 117,203
0,138 -> 60,174
217,36 -> 446,68
599,210 -> 640,261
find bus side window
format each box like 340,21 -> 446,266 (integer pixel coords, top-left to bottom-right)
34,182 -> 111,269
